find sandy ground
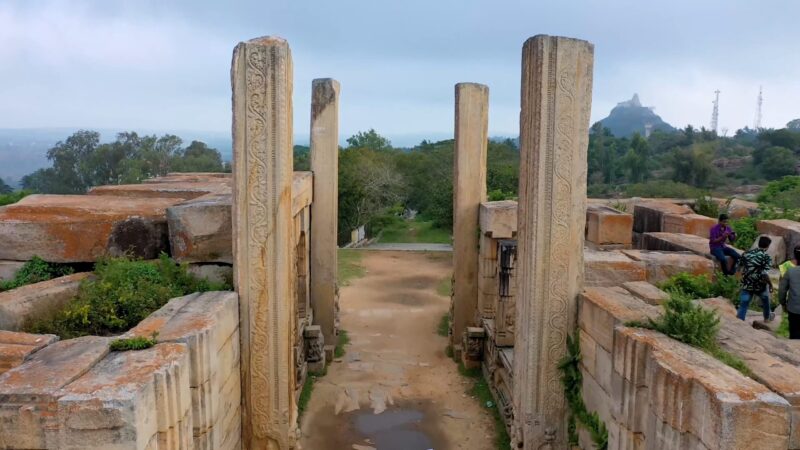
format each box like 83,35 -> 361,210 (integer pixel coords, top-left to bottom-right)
299,250 -> 495,450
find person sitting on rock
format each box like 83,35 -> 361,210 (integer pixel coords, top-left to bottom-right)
779,246 -> 800,338
738,235 -> 774,322
709,214 -> 739,276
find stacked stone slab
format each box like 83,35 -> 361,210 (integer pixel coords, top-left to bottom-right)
661,212 -> 716,238
0,273 -> 91,331
633,201 -> 693,234
0,195 -> 178,262
0,330 -> 57,375
585,204 -> 633,248
478,200 -> 518,347
127,291 -> 241,450
621,249 -> 715,284
579,287 -> 792,449
584,248 -> 647,287
640,231 -> 717,257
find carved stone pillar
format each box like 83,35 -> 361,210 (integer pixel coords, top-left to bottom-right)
232,36 -> 297,450
451,82 -> 489,356
309,78 -> 340,351
512,35 -> 594,449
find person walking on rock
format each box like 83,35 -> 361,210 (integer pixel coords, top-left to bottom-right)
738,236 -> 773,321
709,214 -> 739,276
779,246 -> 800,339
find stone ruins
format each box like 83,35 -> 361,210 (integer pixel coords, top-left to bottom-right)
0,32 -> 799,450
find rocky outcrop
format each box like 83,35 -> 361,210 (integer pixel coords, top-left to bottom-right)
622,249 -> 715,284
0,273 -> 91,331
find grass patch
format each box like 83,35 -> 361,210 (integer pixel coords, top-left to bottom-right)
334,329 -> 350,359
626,292 -> 753,377
298,369 -> 326,418
376,218 -> 451,244
337,249 -> 366,287
0,256 -> 74,292
437,313 -> 450,337
109,335 -> 157,351
436,276 -> 452,297
457,363 -> 511,449
0,190 -> 30,207
559,331 -> 608,449
26,254 -> 230,339
445,344 -> 454,359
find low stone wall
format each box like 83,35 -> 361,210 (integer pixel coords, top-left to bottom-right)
579,286 -> 795,449
0,291 -> 241,450
0,273 -> 91,331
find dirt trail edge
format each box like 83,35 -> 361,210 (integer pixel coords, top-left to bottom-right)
299,250 -> 494,450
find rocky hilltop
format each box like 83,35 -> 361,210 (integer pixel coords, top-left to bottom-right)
597,93 -> 676,137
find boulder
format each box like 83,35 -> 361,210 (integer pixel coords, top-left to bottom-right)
480,200 -> 518,239
584,249 -> 646,288
633,201 -> 693,233
621,250 -> 715,285
0,273 -> 91,331
586,205 -> 633,246
750,234 -> 786,267
167,194 -> 232,264
726,198 -> 759,219
758,219 -> 800,262
0,195 -> 177,262
661,213 -> 716,238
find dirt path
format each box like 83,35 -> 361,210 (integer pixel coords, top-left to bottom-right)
299,251 -> 495,450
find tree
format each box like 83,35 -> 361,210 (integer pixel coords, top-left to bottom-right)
346,129 -> 392,151
0,178 -> 12,194
622,133 -> 650,183
669,142 -> 716,187
788,119 -> 800,131
759,146 -> 798,179
170,141 -> 225,173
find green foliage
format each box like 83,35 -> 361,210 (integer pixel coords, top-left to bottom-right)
558,331 -> 608,450
298,371 -> 322,418
777,313 -> 789,338
758,176 -> 800,204
456,363 -> 512,449
436,276 -> 452,297
436,313 -> 450,337
670,142 -> 717,187
730,217 -> 759,250
346,128 -> 393,151
487,189 -> 515,201
27,254 -> 229,338
659,272 -> 738,301
0,256 -> 74,292
334,330 -> 350,359
109,335 -> 157,351
0,190 -> 30,207
630,293 -> 753,377
337,249 -> 366,286
758,147 -> 798,179
293,145 -> 310,171
625,180 -> 703,198
0,177 -> 12,194
375,217 -> 451,244
21,131 -> 226,194
694,196 -> 721,218
622,133 -> 651,183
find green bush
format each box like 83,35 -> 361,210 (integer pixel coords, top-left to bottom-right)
729,217 -> 759,250
27,254 -> 230,338
0,190 -> 30,207
109,335 -> 157,351
625,180 -> 702,199
694,195 -> 721,219
658,272 -> 738,300
0,256 -> 74,292
757,176 -> 800,205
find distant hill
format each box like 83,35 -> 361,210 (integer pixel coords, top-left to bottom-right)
596,94 -> 676,138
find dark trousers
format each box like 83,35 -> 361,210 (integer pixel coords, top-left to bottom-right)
710,246 -> 740,276
790,311 -> 800,339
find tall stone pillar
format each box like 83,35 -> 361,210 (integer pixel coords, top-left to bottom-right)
451,83 -> 489,356
512,35 -> 594,448
309,78 -> 340,350
231,36 -> 297,450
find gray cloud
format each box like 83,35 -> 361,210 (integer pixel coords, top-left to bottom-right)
0,0 -> 798,146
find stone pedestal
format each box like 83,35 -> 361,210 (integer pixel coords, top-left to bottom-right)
232,36 -> 297,449
512,35 -> 594,449
451,82 -> 489,353
309,78 -> 340,347
303,325 -> 327,374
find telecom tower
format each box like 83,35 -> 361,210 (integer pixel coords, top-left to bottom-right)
754,86 -> 763,130
711,90 -> 720,134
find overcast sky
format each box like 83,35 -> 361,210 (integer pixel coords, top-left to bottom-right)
0,0 -> 798,145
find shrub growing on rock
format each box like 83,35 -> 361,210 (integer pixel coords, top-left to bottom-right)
0,256 -> 74,292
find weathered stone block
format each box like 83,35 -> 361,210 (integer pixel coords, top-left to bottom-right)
0,273 -> 91,331
584,248 -> 647,287
586,204 -> 633,245
621,250 -> 715,285
0,330 -> 58,375
0,336 -> 109,449
167,194 -> 233,264
639,232 -> 718,258
143,173 -> 231,184
633,201 -> 693,233
578,287 -> 658,352
56,343 -> 192,450
727,198 -> 759,219
757,219 -> 800,262
480,200 -> 518,239
622,281 -> 669,305
88,180 -> 229,200
187,263 -> 233,286
292,171 -> 313,217
751,233 -> 787,266
0,195 -> 177,262
661,213 -> 716,238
